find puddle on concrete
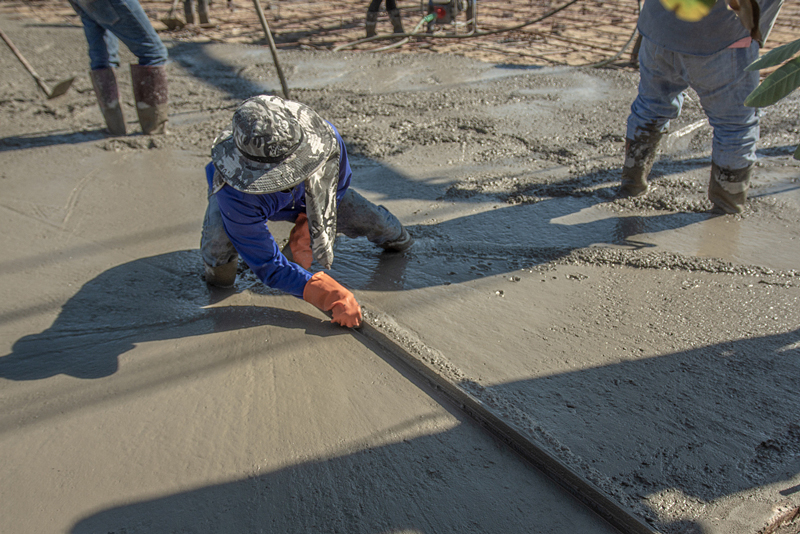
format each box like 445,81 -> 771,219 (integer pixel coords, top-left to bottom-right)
550,173 -> 800,273
332,168 -> 800,295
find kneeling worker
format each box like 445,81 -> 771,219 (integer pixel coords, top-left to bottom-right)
201,95 -> 413,328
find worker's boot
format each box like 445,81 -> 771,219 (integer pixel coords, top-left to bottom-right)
198,0 -> 210,24
618,131 -> 663,197
337,189 -> 414,252
201,194 -> 240,288
130,64 -> 169,135
388,8 -> 405,34
90,68 -> 126,136
708,162 -> 753,214
183,0 -> 194,24
380,226 -> 414,252
204,258 -> 238,288
365,11 -> 378,38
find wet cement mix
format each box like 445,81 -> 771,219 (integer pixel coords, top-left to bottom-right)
1,3 -> 800,534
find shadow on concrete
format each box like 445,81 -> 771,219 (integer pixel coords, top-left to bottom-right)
330,189 -> 711,292
168,41 -> 276,101
0,250 -> 336,382
67,418 -> 621,534
0,129 -> 108,152
0,156 -> 711,381
59,324 -> 800,534
483,327 -> 800,506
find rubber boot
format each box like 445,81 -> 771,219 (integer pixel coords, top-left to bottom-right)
379,226 -> 414,252
130,64 -> 169,135
90,68 -> 126,136
388,8 -> 405,34
201,193 -> 239,287
198,0 -> 210,24
708,162 -> 752,214
204,259 -> 238,288
183,0 -> 194,24
336,189 -> 414,252
618,131 -> 664,197
365,11 -> 378,38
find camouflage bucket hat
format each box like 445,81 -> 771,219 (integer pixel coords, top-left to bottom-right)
211,95 -> 336,194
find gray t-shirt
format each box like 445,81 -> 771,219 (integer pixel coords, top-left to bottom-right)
638,0 -> 784,56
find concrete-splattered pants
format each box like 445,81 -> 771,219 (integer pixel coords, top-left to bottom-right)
626,36 -> 760,170
200,188 -> 405,270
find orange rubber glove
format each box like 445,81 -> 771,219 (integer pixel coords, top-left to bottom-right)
303,272 -> 362,328
288,213 -> 313,270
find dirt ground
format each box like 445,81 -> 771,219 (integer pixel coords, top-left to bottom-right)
4,0 -> 800,67
1,3 -> 800,534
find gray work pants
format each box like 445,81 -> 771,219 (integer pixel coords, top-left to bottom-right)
200,188 -> 404,269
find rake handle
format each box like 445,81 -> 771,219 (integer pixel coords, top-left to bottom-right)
0,27 -> 52,96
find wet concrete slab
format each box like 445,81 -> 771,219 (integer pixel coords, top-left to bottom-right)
2,13 -> 800,534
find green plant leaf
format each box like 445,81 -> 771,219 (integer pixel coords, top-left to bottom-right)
746,38 -> 800,71
744,56 -> 800,107
794,145 -> 800,160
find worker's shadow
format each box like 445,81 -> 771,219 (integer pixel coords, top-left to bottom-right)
0,250 -> 337,381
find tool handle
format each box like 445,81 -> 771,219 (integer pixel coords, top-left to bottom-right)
0,27 -> 51,96
251,0 -> 291,100
167,0 -> 181,18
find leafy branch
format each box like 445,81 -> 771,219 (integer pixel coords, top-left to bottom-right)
745,39 -> 800,159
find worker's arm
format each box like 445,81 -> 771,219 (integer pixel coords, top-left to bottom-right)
215,186 -> 361,327
215,186 -> 311,298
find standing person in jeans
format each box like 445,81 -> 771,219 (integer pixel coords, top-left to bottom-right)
365,0 -> 404,37
620,0 -> 783,214
201,95 -> 413,328
69,0 -> 169,136
183,0 -> 209,25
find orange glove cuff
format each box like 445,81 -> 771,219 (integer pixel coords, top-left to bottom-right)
303,272 -> 362,328
289,213 -> 313,270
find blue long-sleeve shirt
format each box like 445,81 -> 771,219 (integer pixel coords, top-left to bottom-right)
206,123 -> 352,298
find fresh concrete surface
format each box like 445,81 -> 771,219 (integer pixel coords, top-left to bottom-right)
2,10 -> 800,534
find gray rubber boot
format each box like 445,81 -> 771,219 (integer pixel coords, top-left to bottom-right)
388,8 -> 405,34
365,11 -> 378,37
201,193 -> 240,287
130,64 -> 169,135
90,68 -> 126,136
380,226 -> 414,251
618,131 -> 664,198
708,162 -> 753,214
183,0 -> 194,24
337,189 -> 414,252
198,0 -> 210,24
204,259 -> 238,288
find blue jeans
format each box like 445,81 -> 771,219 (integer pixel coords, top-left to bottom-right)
69,0 -> 168,70
626,36 -> 760,170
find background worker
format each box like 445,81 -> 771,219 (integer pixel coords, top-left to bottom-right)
69,0 -> 169,136
620,0 -> 784,213
184,0 -> 209,25
365,0 -> 404,37
201,95 -> 413,328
